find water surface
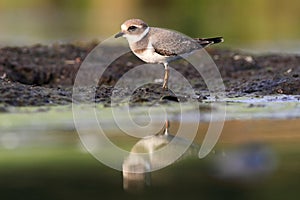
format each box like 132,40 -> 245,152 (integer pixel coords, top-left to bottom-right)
0,95 -> 299,199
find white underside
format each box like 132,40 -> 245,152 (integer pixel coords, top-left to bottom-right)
133,37 -> 169,65
134,47 -> 168,64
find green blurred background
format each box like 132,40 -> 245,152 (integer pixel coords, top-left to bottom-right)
1,0 -> 300,51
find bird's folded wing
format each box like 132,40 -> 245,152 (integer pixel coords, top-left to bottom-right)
150,28 -> 201,56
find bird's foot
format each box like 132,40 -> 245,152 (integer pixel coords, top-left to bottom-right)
162,83 -> 168,90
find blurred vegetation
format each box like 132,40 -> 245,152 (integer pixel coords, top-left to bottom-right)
0,0 -> 300,49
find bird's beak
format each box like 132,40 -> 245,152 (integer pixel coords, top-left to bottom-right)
115,32 -> 124,38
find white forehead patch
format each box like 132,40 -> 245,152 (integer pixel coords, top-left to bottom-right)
121,24 -> 127,31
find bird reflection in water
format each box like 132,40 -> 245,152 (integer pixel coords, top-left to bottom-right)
122,120 -> 199,192
122,121 -> 277,192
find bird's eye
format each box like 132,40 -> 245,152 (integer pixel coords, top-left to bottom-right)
127,26 -> 137,32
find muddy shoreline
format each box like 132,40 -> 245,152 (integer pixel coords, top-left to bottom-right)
0,43 -> 299,107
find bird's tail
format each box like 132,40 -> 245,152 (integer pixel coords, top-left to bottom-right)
195,37 -> 224,47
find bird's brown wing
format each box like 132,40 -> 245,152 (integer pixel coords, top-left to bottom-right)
154,48 -> 178,56
150,28 -> 201,56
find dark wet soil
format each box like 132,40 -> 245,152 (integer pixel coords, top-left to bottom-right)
0,42 -> 299,106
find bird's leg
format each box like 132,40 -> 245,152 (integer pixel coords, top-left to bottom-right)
162,63 -> 169,90
164,119 -> 169,135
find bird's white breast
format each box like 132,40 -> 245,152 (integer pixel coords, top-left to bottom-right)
132,39 -> 168,64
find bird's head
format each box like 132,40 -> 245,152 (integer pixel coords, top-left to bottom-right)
115,19 -> 149,43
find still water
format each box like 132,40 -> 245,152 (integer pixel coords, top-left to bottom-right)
0,96 -> 299,199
